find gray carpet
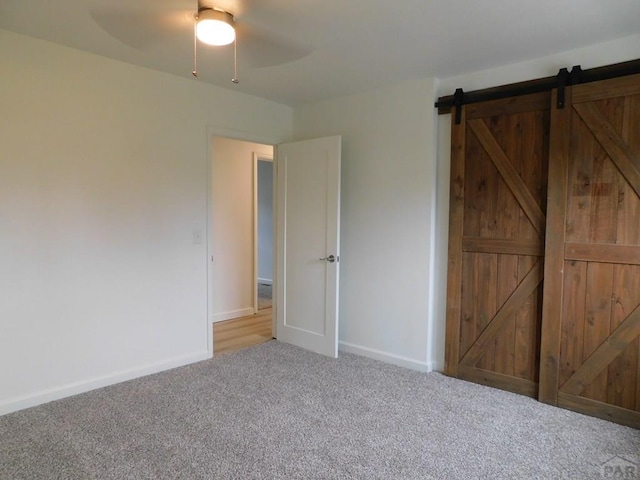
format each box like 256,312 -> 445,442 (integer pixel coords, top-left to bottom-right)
1,341 -> 638,480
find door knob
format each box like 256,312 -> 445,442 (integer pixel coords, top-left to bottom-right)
319,255 -> 337,263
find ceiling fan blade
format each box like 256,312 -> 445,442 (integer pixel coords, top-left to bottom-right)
90,7 -> 192,49
236,23 -> 313,68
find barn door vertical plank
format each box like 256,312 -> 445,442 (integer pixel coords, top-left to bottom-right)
459,126 -> 483,363
609,264 -> 640,409
539,88 -> 571,405
588,112 -> 620,245
493,113 -> 522,377
617,96 -> 640,237
495,254 -> 518,376
514,255 -> 539,380
459,252 -> 477,360
473,121 -> 499,372
564,116 -> 594,243
579,100 -> 619,401
445,105 -> 466,376
611,94 -> 640,412
476,253 -> 498,371
582,263 -> 614,402
558,260 -> 587,389
515,111 -> 546,382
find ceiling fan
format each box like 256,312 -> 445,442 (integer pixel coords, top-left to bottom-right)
90,0 -> 313,83
192,3 -> 239,82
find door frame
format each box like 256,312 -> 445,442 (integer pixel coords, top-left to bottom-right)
206,127 -> 281,358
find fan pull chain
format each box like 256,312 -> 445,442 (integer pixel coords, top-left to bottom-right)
192,17 -> 198,77
231,37 -> 239,84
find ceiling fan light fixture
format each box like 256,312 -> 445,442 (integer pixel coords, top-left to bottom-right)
196,8 -> 235,46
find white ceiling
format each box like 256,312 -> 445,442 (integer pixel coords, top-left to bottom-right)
1,0 -> 639,106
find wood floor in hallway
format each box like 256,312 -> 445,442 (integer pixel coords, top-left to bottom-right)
213,308 -> 273,355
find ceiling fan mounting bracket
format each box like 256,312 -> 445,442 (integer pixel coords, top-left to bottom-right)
196,7 -> 235,25
197,1 -> 234,17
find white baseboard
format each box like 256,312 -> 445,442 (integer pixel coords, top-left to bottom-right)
339,341 -> 435,372
0,351 -> 210,417
257,278 -> 273,286
431,361 -> 445,373
212,307 -> 255,323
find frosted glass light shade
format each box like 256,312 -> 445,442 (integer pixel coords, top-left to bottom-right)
196,9 -> 235,46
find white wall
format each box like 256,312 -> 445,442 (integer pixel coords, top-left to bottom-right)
293,78 -> 439,371
431,33 -> 640,369
0,29 -> 291,415
257,160 -> 274,284
211,138 -> 273,322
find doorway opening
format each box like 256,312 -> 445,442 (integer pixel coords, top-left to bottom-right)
209,134 -> 341,358
210,136 -> 275,355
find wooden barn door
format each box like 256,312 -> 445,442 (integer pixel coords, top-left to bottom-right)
539,74 -> 640,428
445,93 -> 550,397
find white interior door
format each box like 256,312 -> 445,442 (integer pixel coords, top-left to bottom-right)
275,136 -> 341,357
